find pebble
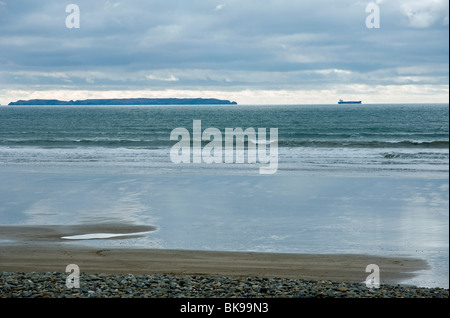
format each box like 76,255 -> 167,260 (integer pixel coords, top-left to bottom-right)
0,271 -> 448,298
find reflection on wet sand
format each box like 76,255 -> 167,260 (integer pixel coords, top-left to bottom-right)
0,223 -> 157,242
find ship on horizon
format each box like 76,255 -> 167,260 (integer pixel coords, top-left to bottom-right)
338,99 -> 362,104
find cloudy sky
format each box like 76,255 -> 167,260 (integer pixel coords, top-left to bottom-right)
0,0 -> 448,105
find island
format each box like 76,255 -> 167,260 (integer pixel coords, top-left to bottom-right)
8,98 -> 237,106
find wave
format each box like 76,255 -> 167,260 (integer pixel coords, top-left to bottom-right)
382,151 -> 449,159
0,138 -> 168,149
277,140 -> 449,149
248,139 -> 277,145
1,137 -> 448,150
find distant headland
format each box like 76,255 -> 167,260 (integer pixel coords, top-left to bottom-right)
8,98 -> 237,106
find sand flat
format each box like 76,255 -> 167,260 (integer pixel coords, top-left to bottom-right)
0,244 -> 428,286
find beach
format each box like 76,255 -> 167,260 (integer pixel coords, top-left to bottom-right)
1,168 -> 448,289
2,223 -> 447,299
0,244 -> 428,282
0,104 -> 448,298
1,243 -> 448,298
1,218 -> 448,299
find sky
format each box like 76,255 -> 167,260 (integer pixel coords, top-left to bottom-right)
0,0 -> 448,105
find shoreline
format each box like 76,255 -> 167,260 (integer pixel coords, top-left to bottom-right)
0,244 -> 431,286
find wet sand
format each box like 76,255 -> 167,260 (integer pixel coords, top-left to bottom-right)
0,224 -> 157,241
0,223 -> 431,286
0,244 -> 429,286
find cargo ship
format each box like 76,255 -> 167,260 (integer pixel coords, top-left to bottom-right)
338,99 -> 361,104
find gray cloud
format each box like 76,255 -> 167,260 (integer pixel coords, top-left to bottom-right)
0,0 -> 448,103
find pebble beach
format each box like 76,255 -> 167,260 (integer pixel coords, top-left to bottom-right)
1,244 -> 448,299
1,271 -> 448,298
0,272 -> 449,298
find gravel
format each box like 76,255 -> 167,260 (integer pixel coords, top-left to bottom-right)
0,271 -> 448,298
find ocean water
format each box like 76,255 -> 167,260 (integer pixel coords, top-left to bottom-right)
0,104 -> 448,288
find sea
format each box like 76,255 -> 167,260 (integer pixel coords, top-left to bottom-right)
0,103 -> 448,288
